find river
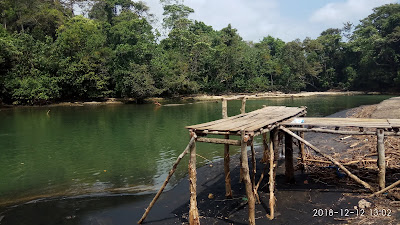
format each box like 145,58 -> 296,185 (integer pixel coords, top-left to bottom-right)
0,95 -> 394,206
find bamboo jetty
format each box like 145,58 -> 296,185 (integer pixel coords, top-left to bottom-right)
138,96 -> 400,225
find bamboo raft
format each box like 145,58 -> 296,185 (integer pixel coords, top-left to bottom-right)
138,97 -> 400,225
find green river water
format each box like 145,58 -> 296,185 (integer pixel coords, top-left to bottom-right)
0,95 -> 394,206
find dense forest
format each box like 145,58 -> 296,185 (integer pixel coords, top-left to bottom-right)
0,1 -> 399,104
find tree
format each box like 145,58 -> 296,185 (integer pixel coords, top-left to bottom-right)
161,0 -> 194,30
54,16 -> 111,99
351,3 -> 400,91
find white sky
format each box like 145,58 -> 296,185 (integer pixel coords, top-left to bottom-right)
145,0 -> 399,42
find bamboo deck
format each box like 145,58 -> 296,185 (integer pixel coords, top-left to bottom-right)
186,106 -> 307,134
281,117 -> 400,129
140,101 -> 400,225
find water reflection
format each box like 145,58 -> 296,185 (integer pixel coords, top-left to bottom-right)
0,95 -> 394,205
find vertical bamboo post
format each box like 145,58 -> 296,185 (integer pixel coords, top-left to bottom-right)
189,138 -> 200,225
285,133 -> 295,183
377,129 -> 385,190
241,97 -> 246,114
241,131 -> 256,225
273,129 -> 279,179
299,129 -> 306,172
224,134 -> 232,198
266,129 -> 278,220
261,133 -> 268,163
251,138 -> 256,189
222,98 -> 228,119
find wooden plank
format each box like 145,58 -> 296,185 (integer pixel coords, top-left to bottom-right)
241,109 -> 306,131
188,106 -> 279,131
219,107 -> 285,131
282,117 -> 391,128
388,119 -> 400,128
228,107 -> 304,131
186,107 -> 274,130
186,106 -> 306,133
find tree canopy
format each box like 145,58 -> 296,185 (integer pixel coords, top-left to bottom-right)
0,1 -> 399,104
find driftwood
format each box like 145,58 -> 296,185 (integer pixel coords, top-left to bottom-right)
241,131 -> 256,225
369,180 -> 400,197
279,126 -> 376,192
377,129 -> 386,190
189,137 -> 200,225
266,129 -> 277,220
224,134 -> 232,198
138,136 -> 196,224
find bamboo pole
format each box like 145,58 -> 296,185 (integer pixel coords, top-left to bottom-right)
285,133 -> 295,183
287,127 -> 400,136
261,133 -> 268,163
369,180 -> 400,197
189,137 -> 200,225
196,137 -> 241,146
377,129 -> 385,190
251,138 -> 256,189
266,129 -> 277,220
279,126 -> 375,192
222,98 -> 228,119
241,97 -> 247,114
138,136 -> 196,224
224,134 -> 232,198
273,130 -> 279,179
241,131 -> 256,225
299,129 -> 306,172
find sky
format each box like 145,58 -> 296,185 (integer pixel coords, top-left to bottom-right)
145,0 -> 399,42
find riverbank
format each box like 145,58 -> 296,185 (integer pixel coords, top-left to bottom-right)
0,91 -> 380,108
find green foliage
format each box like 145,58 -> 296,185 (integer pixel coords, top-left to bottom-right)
8,75 -> 59,105
117,63 -> 160,101
0,2 -> 399,105
55,16 -> 111,99
351,3 -> 400,91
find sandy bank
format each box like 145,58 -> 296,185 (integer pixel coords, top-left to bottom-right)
187,91 -> 367,101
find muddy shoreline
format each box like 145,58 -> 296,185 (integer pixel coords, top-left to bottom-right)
0,91 -> 382,108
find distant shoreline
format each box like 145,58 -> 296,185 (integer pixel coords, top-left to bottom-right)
0,91 -> 388,108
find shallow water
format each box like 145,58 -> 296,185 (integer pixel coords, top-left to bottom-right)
0,95 -> 394,205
